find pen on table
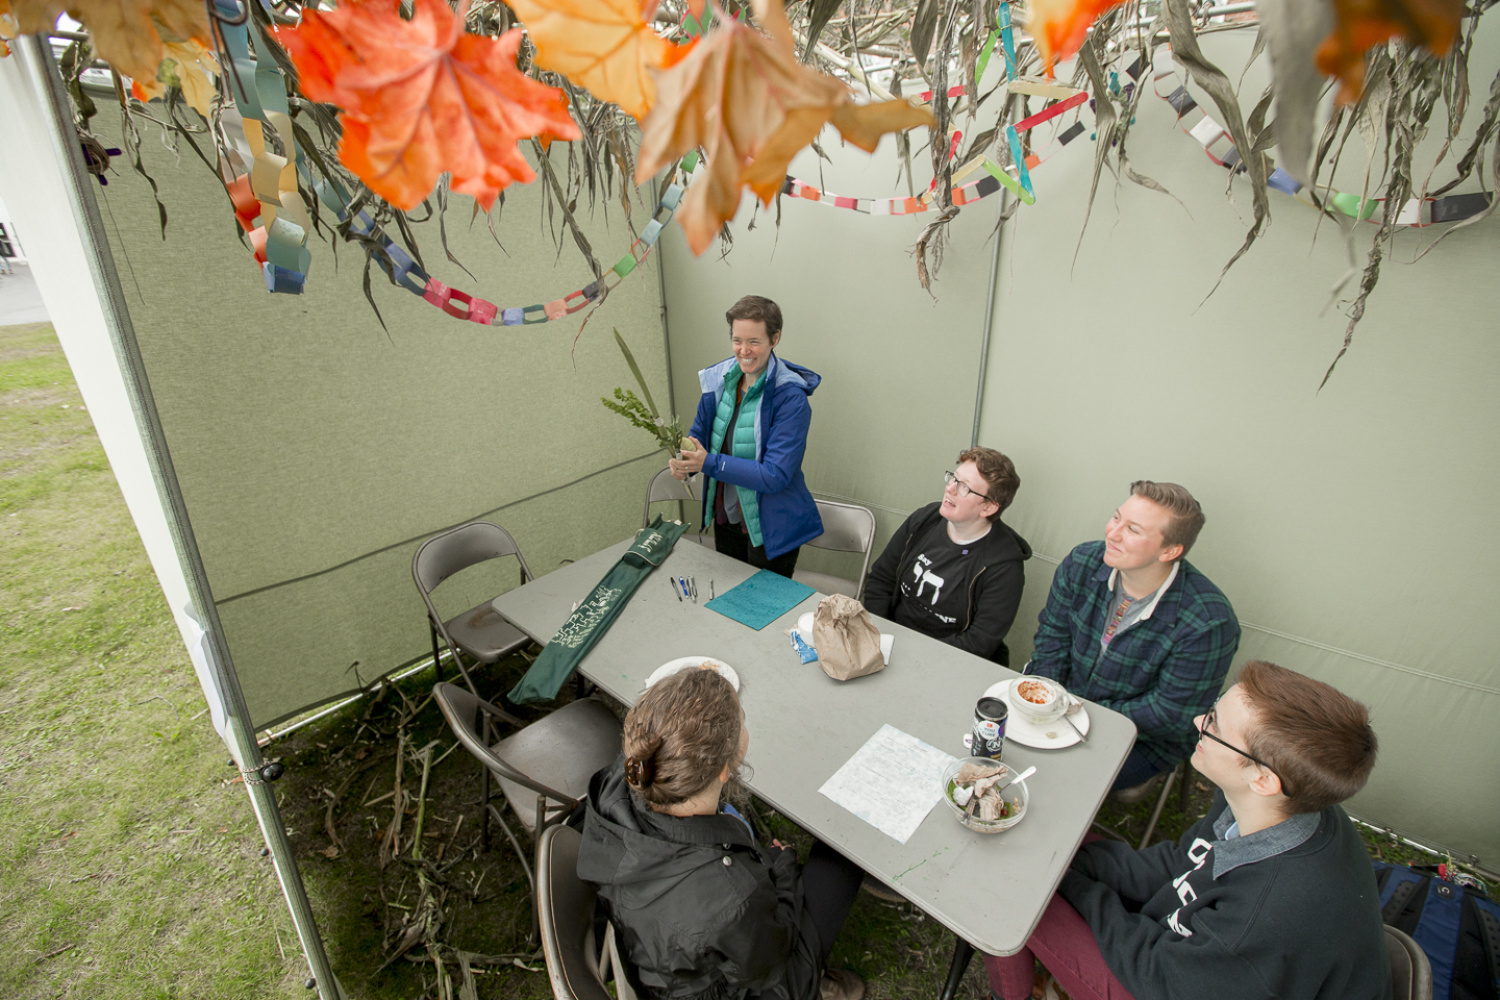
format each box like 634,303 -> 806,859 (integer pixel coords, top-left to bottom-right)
679,577 -> 688,602
671,579 -> 682,602
690,577 -> 698,602
710,580 -> 715,600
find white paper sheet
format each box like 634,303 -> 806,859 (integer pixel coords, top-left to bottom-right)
819,724 -> 957,844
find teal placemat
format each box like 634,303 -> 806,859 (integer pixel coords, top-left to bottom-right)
705,570 -> 816,630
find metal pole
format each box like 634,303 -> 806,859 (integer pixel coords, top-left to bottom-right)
971,176 -> 1010,449
18,35 -> 344,1000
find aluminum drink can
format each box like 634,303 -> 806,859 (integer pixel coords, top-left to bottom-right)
971,697 -> 1008,758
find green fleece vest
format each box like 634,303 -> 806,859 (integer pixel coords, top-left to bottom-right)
707,367 -> 766,547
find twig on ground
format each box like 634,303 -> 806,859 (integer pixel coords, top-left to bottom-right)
412,741 -> 440,860
132,694 -> 177,713
381,730 -> 407,868
35,942 -> 76,962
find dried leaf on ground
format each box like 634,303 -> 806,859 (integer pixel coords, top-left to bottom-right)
1317,0 -> 1464,104
635,0 -> 933,254
277,0 -> 580,211
1,0 -> 211,84
504,0 -> 688,120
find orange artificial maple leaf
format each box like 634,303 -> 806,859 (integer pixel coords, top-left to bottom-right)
504,0 -> 688,121
277,0 -> 580,212
1025,0 -> 1128,76
0,1 -> 16,59
635,0 -> 934,254
1316,0 -> 1464,104
2,0 -> 210,82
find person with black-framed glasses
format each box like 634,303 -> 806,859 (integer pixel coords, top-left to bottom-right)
981,660 -> 1389,1000
862,448 -> 1031,665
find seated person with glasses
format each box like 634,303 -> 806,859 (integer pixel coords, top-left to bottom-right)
1028,481 -> 1239,791
983,660 -> 1389,1000
862,448 -> 1031,665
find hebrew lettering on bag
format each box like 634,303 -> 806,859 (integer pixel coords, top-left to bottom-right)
551,587 -> 623,648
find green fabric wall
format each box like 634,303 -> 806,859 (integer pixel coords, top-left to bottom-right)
662,31 -> 1500,864
88,112 -> 670,729
981,26 -> 1500,865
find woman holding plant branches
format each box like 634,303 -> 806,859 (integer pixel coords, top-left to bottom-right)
669,295 -> 822,578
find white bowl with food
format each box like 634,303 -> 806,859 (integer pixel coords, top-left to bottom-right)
1009,676 -> 1068,725
940,757 -> 1028,834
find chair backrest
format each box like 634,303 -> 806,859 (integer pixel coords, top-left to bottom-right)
804,500 -> 877,595
538,824 -> 614,1000
413,520 -> 533,612
1385,925 -> 1433,1000
643,468 -> 701,528
431,682 -> 577,804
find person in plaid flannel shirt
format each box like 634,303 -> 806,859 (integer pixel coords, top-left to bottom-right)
1029,481 -> 1240,792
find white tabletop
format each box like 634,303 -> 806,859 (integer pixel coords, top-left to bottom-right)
492,536 -> 1136,956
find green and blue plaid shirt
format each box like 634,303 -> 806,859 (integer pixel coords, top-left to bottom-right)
1031,541 -> 1240,773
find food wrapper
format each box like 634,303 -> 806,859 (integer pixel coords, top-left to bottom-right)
790,630 -> 818,663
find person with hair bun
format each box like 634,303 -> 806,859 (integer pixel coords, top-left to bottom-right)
577,667 -> 866,1000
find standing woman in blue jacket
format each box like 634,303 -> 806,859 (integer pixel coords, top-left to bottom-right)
669,295 -> 823,577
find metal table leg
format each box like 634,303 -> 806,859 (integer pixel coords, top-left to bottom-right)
939,936 -> 975,1000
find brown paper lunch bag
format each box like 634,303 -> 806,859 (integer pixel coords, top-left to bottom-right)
812,594 -> 884,681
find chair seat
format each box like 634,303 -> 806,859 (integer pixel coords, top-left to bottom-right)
793,569 -> 860,600
494,698 -> 621,832
445,600 -> 532,663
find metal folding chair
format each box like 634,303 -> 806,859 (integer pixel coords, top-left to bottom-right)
793,499 -> 878,600
643,467 -> 709,544
413,520 -> 535,693
537,824 -> 639,1000
433,682 -> 621,939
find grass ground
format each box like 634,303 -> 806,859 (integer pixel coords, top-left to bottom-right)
0,321 -> 1457,1000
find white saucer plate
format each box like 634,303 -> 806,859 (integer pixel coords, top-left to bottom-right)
645,656 -> 740,692
983,678 -> 1091,749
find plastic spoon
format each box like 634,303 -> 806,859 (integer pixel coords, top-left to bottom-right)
1002,765 -> 1037,790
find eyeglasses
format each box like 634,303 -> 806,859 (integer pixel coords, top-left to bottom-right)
944,471 -> 994,503
1199,707 -> 1292,798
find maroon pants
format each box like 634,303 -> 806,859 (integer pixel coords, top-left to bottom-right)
983,835 -> 1137,1000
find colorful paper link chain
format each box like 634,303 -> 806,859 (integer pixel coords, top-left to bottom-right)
1151,67 -> 1494,227
213,3 -> 690,317
782,90 -> 1089,213
209,0 -> 1091,314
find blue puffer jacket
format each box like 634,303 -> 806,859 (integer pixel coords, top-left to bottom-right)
689,353 -> 822,560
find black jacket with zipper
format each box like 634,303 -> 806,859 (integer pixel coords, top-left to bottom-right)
576,758 -> 821,1000
861,502 -> 1031,666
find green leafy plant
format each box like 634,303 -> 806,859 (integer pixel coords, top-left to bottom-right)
601,328 -> 687,455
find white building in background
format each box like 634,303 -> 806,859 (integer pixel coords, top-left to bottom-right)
0,193 -> 27,262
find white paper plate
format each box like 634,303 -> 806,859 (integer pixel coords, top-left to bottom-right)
645,656 -> 740,692
983,678 -> 1091,749
793,613 -> 895,665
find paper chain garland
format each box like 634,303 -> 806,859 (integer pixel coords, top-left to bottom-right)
207,0 -> 1094,313
784,88 -> 1090,213
1149,64 -> 1494,227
